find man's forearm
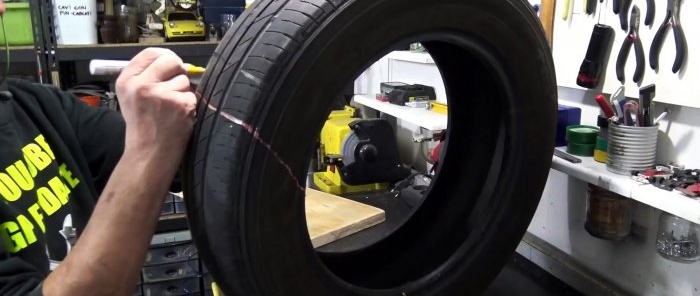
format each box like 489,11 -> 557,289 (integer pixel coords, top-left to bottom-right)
43,149 -> 183,295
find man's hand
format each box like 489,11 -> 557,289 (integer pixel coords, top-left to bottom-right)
44,49 -> 197,295
116,48 -> 197,154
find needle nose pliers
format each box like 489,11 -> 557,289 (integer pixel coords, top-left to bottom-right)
616,5 -> 645,83
649,0 -> 687,73
614,0 -> 632,31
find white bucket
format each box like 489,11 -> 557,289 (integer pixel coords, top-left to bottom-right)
53,0 -> 98,44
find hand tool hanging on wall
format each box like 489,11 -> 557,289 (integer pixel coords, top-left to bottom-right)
645,0 -> 655,26
577,0 -> 615,88
615,5 -> 645,83
562,0 -> 573,20
617,0 -> 632,31
585,0 -> 596,15
649,0 -> 687,73
577,25 -> 614,88
613,0 -> 620,14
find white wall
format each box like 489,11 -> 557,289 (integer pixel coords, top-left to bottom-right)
356,55 -> 700,295
552,0 -> 700,108
554,86 -> 700,168
527,86 -> 700,295
354,56 -> 440,173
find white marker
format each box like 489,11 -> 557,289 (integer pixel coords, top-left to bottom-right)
89,59 -> 205,76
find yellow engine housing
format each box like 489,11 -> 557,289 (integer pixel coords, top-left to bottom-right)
313,107 -> 388,195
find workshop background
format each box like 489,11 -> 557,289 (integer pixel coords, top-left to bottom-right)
356,0 -> 700,295
1,0 -> 700,295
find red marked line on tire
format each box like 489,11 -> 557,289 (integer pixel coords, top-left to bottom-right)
206,103 -> 305,192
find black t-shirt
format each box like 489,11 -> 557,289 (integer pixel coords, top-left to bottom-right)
0,79 -> 125,295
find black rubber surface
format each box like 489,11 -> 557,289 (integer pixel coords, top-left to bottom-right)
184,0 -> 558,295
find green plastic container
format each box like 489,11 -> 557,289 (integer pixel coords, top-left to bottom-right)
0,3 -> 34,46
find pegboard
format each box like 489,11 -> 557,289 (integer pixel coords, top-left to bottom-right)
552,0 -> 700,108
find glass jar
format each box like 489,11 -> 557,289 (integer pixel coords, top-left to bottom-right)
220,14 -> 237,37
208,24 -> 218,41
584,184 -> 631,240
118,5 -> 140,43
410,43 -> 426,52
656,212 -> 700,262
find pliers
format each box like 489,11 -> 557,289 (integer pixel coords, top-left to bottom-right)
649,0 -> 687,73
613,0 -> 632,31
646,0 -> 655,26
616,6 -> 645,83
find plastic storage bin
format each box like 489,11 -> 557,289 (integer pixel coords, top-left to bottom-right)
142,277 -> 200,296
0,3 -> 34,45
142,261 -> 200,283
144,242 -> 198,266
201,0 -> 245,22
161,202 -> 175,215
202,6 -> 244,24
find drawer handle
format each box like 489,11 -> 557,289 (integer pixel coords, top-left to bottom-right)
166,269 -> 178,276
164,251 -> 177,258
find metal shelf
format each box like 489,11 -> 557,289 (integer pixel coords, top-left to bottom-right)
386,50 -> 435,64
55,41 -> 219,61
1,46 -> 37,63
551,147 -> 700,224
353,94 -> 447,131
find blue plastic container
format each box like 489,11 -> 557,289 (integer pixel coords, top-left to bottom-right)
557,105 -> 582,147
202,0 -> 245,7
201,0 -> 246,25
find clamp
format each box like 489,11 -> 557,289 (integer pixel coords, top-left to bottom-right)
649,0 -> 687,73
616,5 -> 645,83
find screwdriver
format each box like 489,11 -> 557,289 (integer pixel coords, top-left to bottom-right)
89,59 -> 206,76
595,94 -> 616,118
562,0 -> 572,20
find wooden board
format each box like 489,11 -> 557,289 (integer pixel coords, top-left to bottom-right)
540,0 -> 555,45
305,189 -> 385,248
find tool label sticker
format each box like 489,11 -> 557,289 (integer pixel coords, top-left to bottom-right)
57,4 -> 93,16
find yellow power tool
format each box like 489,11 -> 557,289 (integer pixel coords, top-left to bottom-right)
313,107 -> 410,195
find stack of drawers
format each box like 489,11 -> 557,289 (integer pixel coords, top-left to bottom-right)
132,194 -> 219,296
135,231 -> 204,295
174,193 -> 187,214
162,193 -> 176,216
162,192 -> 188,216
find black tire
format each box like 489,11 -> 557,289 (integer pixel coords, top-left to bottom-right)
184,0 -> 557,295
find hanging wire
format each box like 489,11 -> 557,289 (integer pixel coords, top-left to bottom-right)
1,15 -> 10,85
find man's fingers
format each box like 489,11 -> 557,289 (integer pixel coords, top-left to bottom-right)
165,91 -> 198,117
158,74 -> 191,93
138,53 -> 187,83
120,48 -> 175,78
